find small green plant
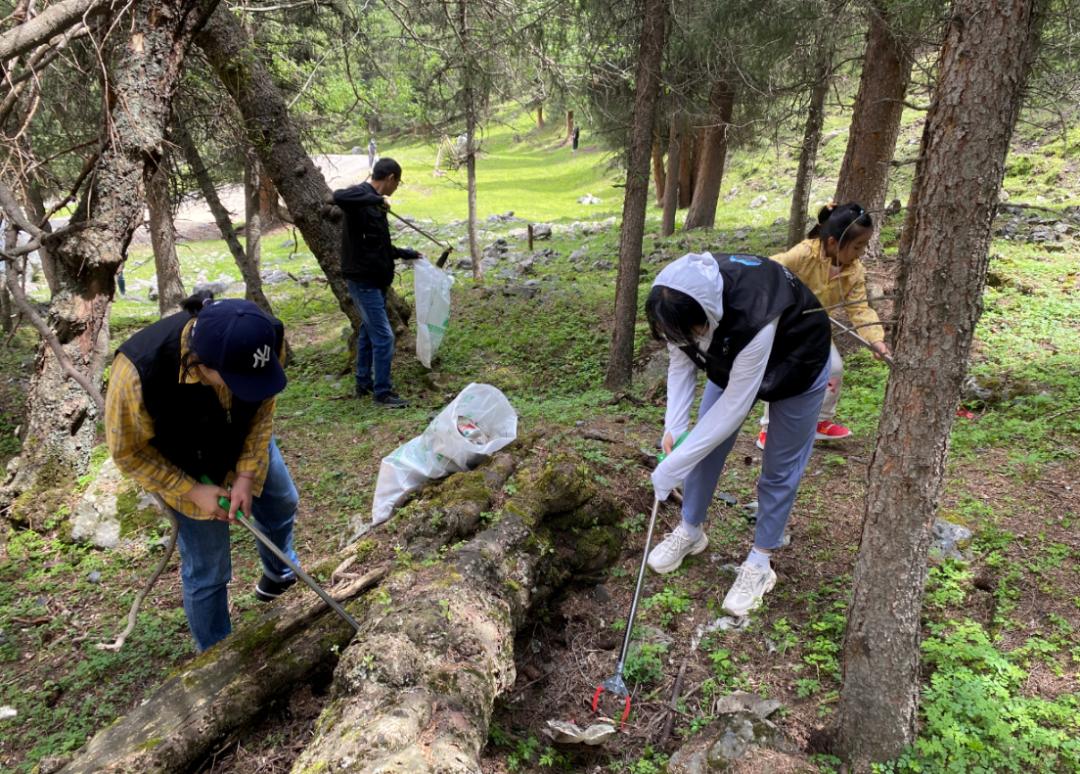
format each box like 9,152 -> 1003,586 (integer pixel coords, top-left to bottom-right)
623,642 -> 668,687
643,585 -> 691,628
769,617 -> 798,655
924,560 -> 973,609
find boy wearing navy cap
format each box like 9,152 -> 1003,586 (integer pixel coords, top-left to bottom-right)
106,296 -> 300,651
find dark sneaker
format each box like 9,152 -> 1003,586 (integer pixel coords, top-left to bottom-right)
355,384 -> 373,398
255,574 -> 297,602
374,392 -> 408,409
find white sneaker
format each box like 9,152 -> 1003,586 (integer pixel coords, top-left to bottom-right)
647,525 -> 709,574
721,562 -> 777,617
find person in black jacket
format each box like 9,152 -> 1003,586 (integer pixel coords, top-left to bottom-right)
333,158 -> 421,408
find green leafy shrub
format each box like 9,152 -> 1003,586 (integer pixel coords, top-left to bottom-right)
881,620 -> 1080,773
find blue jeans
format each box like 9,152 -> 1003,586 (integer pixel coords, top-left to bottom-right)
174,439 -> 300,652
681,364 -> 828,550
346,280 -> 395,398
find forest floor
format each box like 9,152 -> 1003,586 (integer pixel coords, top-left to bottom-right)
1,104 -> 1078,773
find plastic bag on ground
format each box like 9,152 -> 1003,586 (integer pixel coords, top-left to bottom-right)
414,258 -> 453,368
370,383 -> 517,526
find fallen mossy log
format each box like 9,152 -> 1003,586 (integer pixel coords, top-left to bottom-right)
58,453 -> 520,774
290,448 -> 625,773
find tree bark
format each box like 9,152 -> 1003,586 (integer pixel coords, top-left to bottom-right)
603,0 -> 667,391
788,43 -> 832,248
565,109 -> 574,144
835,0 -> 1042,767
834,2 -> 913,258
661,111 -> 683,236
677,127 -> 695,209
195,6 -> 411,335
145,151 -> 186,315
683,78 -> 735,231
292,449 -> 623,773
651,136 -> 665,207
243,147 -> 269,307
459,0 -> 482,279
536,102 -> 544,128
1,0 -> 217,516
257,162 -> 280,228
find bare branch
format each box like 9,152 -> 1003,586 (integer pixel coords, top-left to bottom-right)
0,0 -> 104,62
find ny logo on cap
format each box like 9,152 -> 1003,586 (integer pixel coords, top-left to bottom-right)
253,344 -> 271,368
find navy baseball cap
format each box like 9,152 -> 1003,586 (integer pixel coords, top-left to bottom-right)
189,299 -> 287,402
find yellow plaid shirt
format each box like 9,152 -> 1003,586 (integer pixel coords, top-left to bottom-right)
105,318 -> 276,519
769,238 -> 885,344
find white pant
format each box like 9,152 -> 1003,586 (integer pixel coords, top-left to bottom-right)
761,342 -> 842,428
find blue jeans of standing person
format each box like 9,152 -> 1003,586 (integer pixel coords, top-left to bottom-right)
174,439 -> 300,652
347,280 -> 395,398
681,364 -> 829,549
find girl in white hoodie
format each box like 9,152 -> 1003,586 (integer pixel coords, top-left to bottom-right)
646,252 -> 831,617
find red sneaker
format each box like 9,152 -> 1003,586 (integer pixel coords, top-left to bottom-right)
815,420 -> 851,441
756,430 -> 767,450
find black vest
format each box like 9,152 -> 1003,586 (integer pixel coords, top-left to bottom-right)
679,254 -> 830,402
116,311 -> 282,485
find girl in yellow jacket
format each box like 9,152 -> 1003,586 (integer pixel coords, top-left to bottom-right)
757,201 -> 891,448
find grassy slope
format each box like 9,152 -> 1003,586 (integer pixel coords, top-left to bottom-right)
1,97 -> 1078,773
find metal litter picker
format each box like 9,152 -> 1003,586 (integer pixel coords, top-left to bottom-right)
592,496 -> 661,727
200,476 -> 362,632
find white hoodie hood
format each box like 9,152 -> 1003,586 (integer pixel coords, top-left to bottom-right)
651,252 -> 724,331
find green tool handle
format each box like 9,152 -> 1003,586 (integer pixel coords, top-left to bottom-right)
197,476 -> 362,632
657,430 -> 689,462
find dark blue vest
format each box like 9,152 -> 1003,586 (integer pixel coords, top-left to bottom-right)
116,311 -> 282,485
679,254 -> 830,402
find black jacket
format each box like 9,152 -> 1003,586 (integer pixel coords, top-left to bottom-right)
678,254 -> 830,402
116,311 -> 283,486
333,181 -> 418,288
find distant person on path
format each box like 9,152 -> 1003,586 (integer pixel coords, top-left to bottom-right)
757,202 -> 890,449
105,296 -> 299,652
332,158 -> 420,408
645,252 -> 831,617
572,126 -> 581,152
367,137 -> 377,169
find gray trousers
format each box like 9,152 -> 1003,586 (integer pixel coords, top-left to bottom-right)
682,363 -> 828,550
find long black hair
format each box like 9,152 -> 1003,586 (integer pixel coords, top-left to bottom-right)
807,202 -> 873,247
179,290 -> 214,380
645,285 -> 707,347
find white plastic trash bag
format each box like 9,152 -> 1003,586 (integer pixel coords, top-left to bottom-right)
371,383 -> 517,525
414,258 -> 453,368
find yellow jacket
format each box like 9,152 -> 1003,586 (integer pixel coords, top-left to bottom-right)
769,239 -> 885,344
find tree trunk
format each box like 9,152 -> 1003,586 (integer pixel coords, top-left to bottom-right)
195,6 -> 411,336
603,0 -> 667,391
652,136 -> 665,207
460,0 -> 482,279
835,0 -> 1042,767
292,449 -> 623,773
173,118 -> 273,315
145,150 -> 186,315
677,127 -> 695,209
536,102 -> 544,128
243,147 -> 269,306
565,109 -> 574,144
834,2 -> 913,259
683,78 -> 735,231
788,44 -> 832,248
1,227 -> 15,333
1,0 -> 216,517
59,453 -> 519,773
21,177 -> 59,296
257,163 -> 280,228
661,111 -> 683,236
